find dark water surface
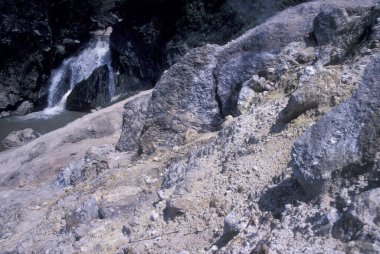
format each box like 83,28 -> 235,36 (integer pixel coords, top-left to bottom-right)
0,110 -> 86,152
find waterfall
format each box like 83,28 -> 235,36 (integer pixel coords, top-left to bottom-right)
44,36 -> 116,115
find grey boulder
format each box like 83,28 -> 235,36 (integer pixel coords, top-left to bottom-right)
139,45 -> 223,154
2,128 -> 41,149
292,55 -> 380,199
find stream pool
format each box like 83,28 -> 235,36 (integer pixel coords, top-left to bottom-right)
0,110 -> 86,152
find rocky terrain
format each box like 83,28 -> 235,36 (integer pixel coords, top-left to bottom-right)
0,0 -> 380,253
0,0 -> 305,116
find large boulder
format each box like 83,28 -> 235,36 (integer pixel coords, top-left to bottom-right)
66,65 -> 113,112
292,55 -> 380,199
116,91 -> 152,152
139,45 -> 223,154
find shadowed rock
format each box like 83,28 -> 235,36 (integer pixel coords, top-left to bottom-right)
66,65 -> 112,112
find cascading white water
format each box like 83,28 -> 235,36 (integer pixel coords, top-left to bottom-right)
44,36 -> 116,115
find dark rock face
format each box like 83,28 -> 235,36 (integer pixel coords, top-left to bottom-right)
313,5 -> 379,64
116,92 -> 152,152
0,0 -> 51,113
0,0 -> 118,116
292,56 -> 380,199
66,65 -> 112,112
313,7 -> 349,46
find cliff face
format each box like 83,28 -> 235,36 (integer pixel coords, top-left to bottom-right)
0,0 -> 379,253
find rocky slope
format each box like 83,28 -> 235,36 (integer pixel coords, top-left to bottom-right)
0,0 -> 380,253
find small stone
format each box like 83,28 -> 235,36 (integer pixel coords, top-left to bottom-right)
122,226 -> 132,236
18,177 -> 25,188
267,68 -> 276,74
150,211 -> 160,221
98,207 -> 116,220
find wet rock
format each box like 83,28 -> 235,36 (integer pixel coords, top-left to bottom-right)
2,128 -> 41,149
15,101 -> 34,116
66,65 -> 113,112
0,0 -> 119,116
292,56 -> 380,198
116,91 -> 152,152
110,0 -> 291,90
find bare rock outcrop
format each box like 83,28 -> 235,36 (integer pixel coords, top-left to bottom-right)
124,0 -> 379,154
292,55 -> 380,199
